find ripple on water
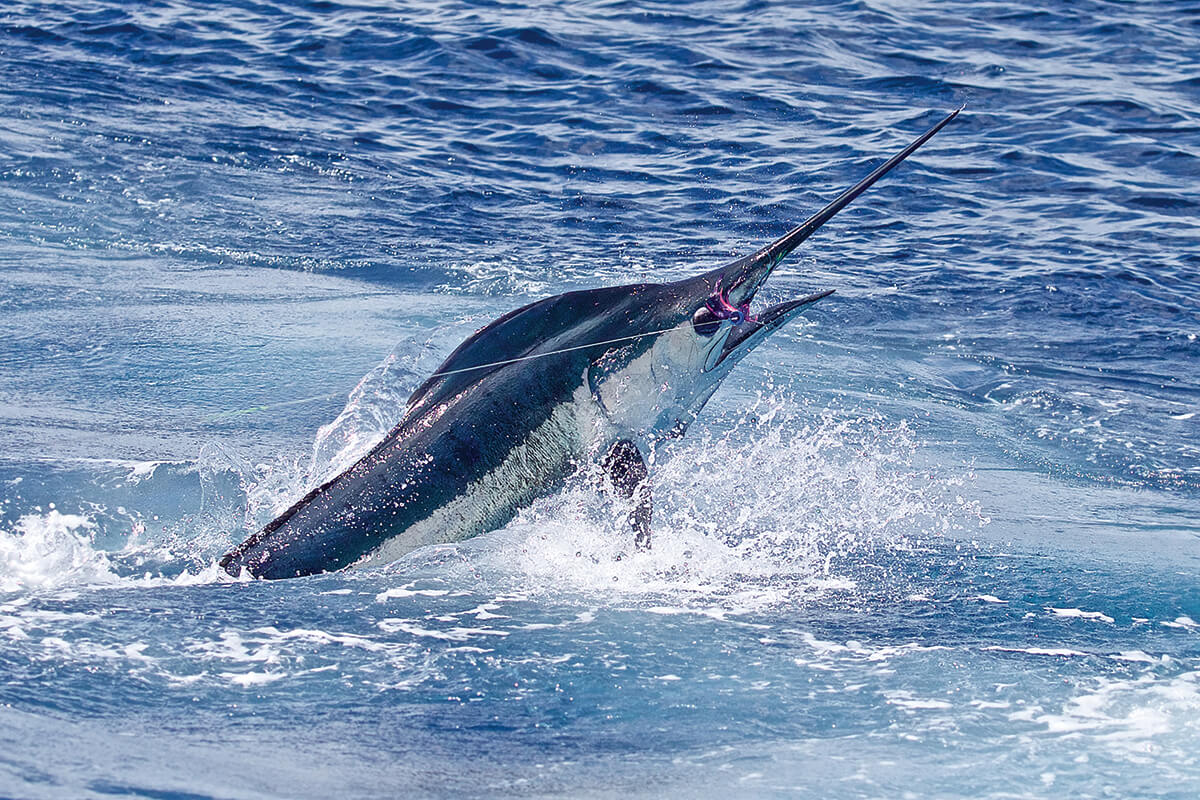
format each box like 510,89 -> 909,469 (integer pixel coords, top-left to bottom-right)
0,0 -> 1199,796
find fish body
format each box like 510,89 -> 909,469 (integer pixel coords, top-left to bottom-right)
221,108 -> 960,579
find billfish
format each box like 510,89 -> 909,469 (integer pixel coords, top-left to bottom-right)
221,108 -> 960,579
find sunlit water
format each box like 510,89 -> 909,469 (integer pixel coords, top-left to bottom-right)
1,1 -> 1198,797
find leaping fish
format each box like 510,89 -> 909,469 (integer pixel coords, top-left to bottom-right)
221,108 -> 961,579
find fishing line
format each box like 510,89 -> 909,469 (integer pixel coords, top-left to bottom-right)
205,320 -> 698,422
426,321 -> 693,378
206,392 -> 343,422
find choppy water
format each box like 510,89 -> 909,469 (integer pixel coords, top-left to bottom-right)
2,1 -> 1198,797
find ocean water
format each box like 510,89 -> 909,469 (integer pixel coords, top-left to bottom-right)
1,0 -> 1198,797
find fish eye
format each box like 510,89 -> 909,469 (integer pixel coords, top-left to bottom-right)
693,293 -> 748,336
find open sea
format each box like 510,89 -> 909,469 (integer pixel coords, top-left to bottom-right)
2,1 -> 1198,797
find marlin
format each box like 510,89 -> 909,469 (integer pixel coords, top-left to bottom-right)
221,108 -> 960,579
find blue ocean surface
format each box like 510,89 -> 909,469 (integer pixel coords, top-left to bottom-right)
1,0 -> 1198,797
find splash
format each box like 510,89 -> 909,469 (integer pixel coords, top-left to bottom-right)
305,351 -> 414,487
385,396 -> 986,612
241,325 -> 469,527
0,370 -> 981,598
0,507 -> 244,594
0,510 -> 117,593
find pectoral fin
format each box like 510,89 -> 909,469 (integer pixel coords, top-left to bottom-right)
602,439 -> 651,550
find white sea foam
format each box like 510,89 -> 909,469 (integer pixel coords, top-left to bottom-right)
221,670 -> 285,687
884,690 -> 954,711
0,507 -> 246,594
157,622 -> 430,688
1047,607 -> 1115,623
0,511 -> 118,593
376,619 -> 510,641
249,626 -> 390,653
985,646 -> 1090,657
124,460 -> 185,484
375,586 -> 452,603
1028,670 -> 1200,757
